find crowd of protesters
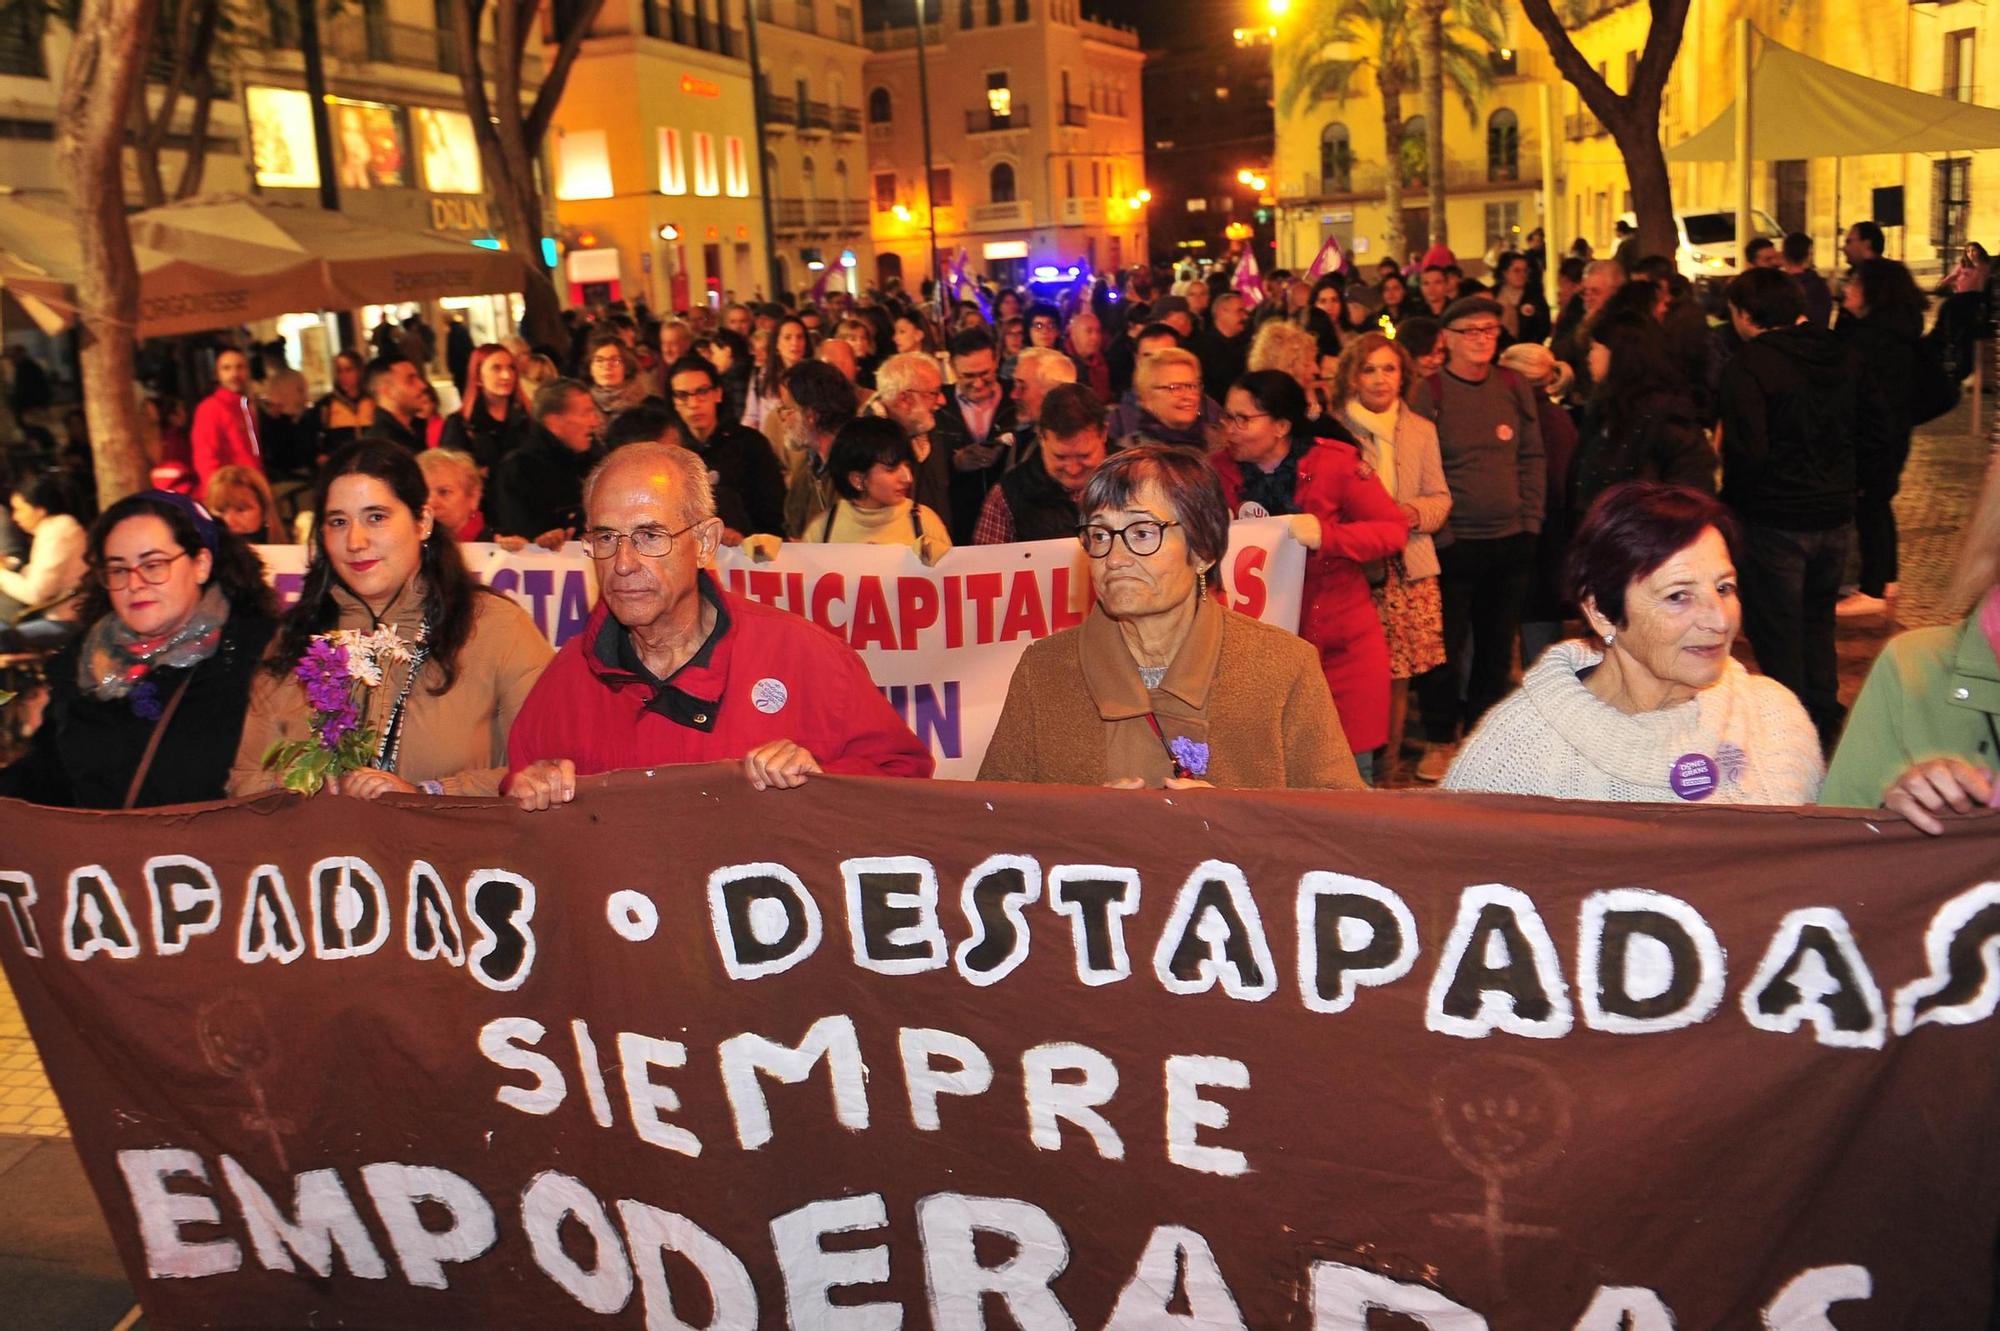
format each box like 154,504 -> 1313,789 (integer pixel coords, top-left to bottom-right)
0,218 -> 1995,838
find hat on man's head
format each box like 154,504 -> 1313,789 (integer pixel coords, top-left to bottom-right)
1439,295 -> 1504,327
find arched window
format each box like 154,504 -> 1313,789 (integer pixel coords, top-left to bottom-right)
990,161 -> 1017,204
1319,122 -> 1351,194
1487,108 -> 1520,182
1399,115 -> 1427,188
868,87 -> 892,123
801,155 -> 817,197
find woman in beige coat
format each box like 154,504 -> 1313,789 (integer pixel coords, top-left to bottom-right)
979,445 -> 1363,791
1334,331 -> 1452,780
231,442 -> 552,799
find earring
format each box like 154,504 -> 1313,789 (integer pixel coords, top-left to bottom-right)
1197,567 -> 1209,599
1603,631 -> 1616,645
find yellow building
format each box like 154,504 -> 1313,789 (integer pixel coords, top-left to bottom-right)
551,0 -> 770,311
861,0 -> 1147,291
1271,3 -> 1552,271
1273,0 -> 1992,279
753,0 -> 875,297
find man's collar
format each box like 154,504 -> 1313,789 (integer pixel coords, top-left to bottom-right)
592,572 -> 732,731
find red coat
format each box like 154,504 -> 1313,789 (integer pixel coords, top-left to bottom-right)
507,573 -> 934,781
190,386 -> 263,487
1211,439 -> 1406,753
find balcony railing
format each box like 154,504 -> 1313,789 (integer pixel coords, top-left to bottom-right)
760,91 -> 798,126
1059,197 -> 1104,224
802,99 -> 833,131
318,13 -> 541,80
1564,111 -> 1606,141
844,198 -> 870,227
863,22 -> 943,51
775,198 -> 808,229
0,12 -> 46,77
971,200 -> 1032,229
1280,161 -> 1542,203
966,104 -> 1029,134
832,105 -> 862,135
1059,102 -> 1088,128
643,4 -> 742,58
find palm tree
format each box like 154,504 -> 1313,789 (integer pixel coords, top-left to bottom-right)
1418,0 -> 1506,253
1279,0 -> 1416,265
1282,0 -> 1500,266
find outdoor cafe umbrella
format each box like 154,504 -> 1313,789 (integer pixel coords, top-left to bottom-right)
0,190 -> 315,337
128,193 -> 532,310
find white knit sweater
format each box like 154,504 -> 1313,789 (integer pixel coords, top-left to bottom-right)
1442,639 -> 1825,804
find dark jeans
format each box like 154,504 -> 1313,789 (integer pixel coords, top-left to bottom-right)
1740,522 -> 1849,744
1417,533 -> 1536,743
1855,491 -> 1899,596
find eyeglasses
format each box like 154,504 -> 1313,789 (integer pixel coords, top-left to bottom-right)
98,551 -> 189,589
1448,323 -> 1502,339
581,521 -> 702,560
1150,381 -> 1202,396
1030,319 -> 1059,330
670,386 -> 717,404
1220,411 -> 1271,429
1077,519 -> 1181,558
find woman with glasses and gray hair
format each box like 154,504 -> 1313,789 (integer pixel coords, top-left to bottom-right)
979,443 -> 1363,789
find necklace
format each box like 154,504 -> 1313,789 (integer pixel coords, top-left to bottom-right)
374,619 -> 434,775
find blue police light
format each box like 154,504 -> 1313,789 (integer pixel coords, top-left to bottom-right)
470,237 -> 502,251
1032,265 -> 1060,280
540,237 -> 560,268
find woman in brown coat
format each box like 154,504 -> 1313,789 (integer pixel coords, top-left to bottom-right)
979,444 -> 1363,790
230,442 -> 552,799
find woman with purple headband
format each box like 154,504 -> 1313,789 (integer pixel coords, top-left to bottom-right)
0,490 -> 276,808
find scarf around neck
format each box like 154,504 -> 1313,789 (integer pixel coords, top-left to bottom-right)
1236,434 -> 1313,518
78,582 -> 229,705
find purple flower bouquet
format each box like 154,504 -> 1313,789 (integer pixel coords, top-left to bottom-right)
261,628 -> 413,794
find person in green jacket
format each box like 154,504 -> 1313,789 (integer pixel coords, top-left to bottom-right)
1823,471 -> 2000,832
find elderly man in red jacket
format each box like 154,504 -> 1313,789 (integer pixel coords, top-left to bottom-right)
190,347 -> 262,488
506,440 -> 933,808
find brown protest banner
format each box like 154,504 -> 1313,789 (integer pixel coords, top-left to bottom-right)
2,771 -> 2000,1328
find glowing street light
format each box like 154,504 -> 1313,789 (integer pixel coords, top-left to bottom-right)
893,204 -> 912,222
1250,174 -> 1268,193
1136,188 -> 1152,203
1237,168 -> 1255,185
1267,0 -> 1290,15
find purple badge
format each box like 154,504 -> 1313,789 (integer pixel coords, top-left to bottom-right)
1669,753 -> 1718,801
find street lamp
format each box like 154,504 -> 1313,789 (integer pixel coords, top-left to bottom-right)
1266,0 -> 1289,14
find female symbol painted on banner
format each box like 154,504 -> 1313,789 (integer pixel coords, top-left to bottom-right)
1429,1054 -> 1569,1298
197,995 -> 294,1173
607,890 -> 660,942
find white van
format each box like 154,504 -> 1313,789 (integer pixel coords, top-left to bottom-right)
1618,208 -> 1785,288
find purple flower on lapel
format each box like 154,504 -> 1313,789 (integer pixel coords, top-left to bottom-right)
130,679 -> 161,721
1169,736 -> 1210,777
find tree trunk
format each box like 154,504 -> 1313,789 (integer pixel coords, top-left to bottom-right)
1419,0 -> 1448,252
1516,0 -> 1693,268
58,0 -> 159,510
1378,78 -> 1407,269
449,0 -> 604,351
1606,107 -> 1677,261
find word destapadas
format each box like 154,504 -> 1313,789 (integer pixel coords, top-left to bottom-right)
7,851 -> 2000,1050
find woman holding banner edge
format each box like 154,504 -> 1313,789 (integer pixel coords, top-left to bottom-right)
979,444 -> 1364,790
228,442 -> 552,800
